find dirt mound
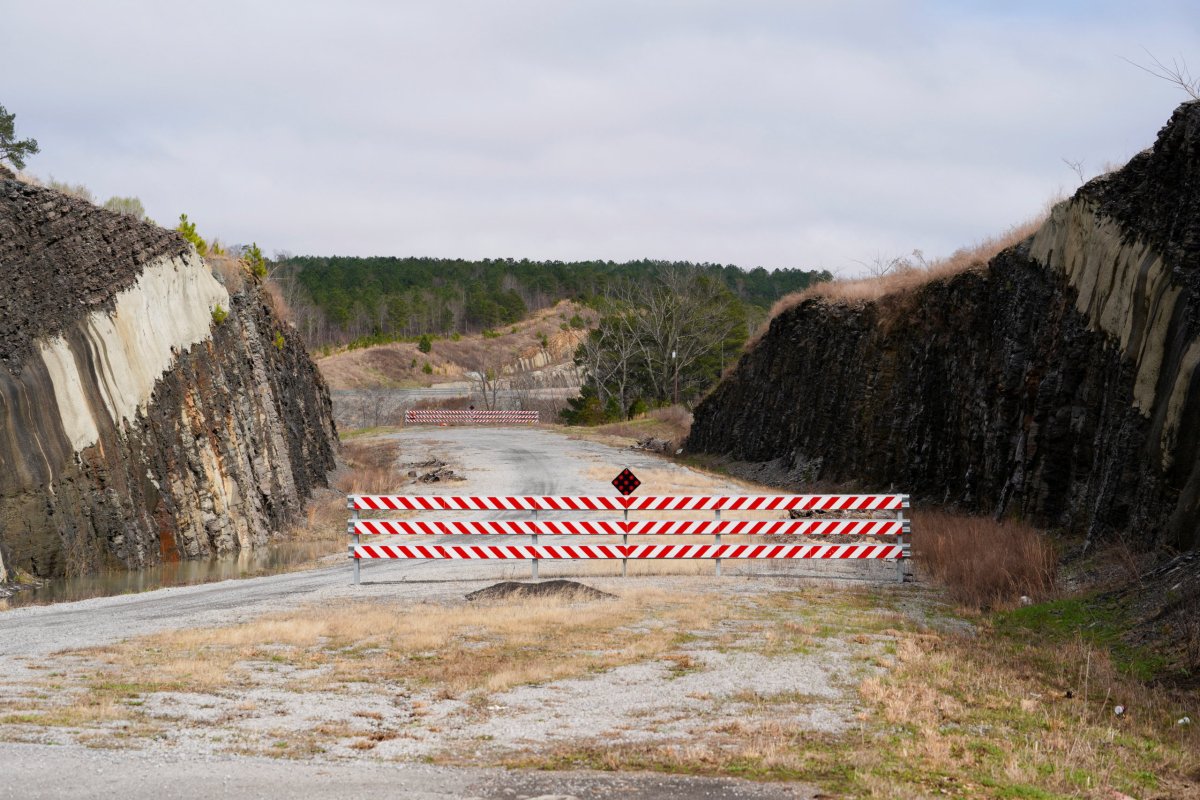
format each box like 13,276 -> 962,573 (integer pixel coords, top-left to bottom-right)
465,580 -> 614,602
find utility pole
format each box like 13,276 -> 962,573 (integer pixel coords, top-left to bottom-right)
672,349 -> 678,406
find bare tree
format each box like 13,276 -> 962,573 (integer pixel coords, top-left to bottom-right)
624,267 -> 740,406
1122,50 -> 1200,100
1062,157 -> 1086,185
855,253 -> 912,280
463,349 -> 508,410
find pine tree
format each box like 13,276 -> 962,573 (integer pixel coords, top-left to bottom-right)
0,104 -> 39,170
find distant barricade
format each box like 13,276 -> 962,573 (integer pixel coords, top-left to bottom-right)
404,409 -> 538,426
346,493 -> 910,583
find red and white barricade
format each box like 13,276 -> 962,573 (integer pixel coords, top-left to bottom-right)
347,494 -> 910,583
404,409 -> 538,426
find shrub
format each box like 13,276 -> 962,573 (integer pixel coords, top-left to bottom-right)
273,330 -> 285,350
102,196 -> 145,220
912,510 -> 1057,609
418,334 -> 432,353
569,314 -> 586,329
422,361 -> 433,375
211,305 -> 228,325
177,213 -> 208,256
560,385 -> 620,426
243,242 -> 267,279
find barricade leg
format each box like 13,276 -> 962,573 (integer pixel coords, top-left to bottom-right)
352,507 -> 361,586
622,508 -> 628,578
714,508 -> 722,577
532,509 -> 539,580
896,508 -> 906,584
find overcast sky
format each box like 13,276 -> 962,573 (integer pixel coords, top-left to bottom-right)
3,1 -> 1197,275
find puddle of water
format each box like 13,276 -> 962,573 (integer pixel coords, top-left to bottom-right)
0,540 -> 337,610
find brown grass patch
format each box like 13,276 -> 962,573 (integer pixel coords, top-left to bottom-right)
912,509 -> 1057,609
64,587 -> 713,702
334,439 -> 402,496
587,406 -> 693,447
206,253 -> 248,293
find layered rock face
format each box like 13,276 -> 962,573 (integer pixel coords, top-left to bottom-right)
0,178 -> 337,579
688,101 -> 1200,551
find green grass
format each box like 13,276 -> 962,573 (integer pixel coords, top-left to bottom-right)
996,597 -> 1168,681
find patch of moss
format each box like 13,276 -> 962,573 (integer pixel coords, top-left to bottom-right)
996,597 -> 1167,681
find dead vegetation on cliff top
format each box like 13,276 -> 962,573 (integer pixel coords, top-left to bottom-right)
748,213 -> 1048,348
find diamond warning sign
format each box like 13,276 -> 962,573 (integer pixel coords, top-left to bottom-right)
611,468 -> 641,496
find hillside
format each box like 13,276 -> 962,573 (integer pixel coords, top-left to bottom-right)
0,176 -> 337,585
316,301 -> 589,390
688,100 -> 1200,554
276,254 -> 830,348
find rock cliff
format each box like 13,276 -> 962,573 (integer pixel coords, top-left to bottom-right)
0,177 -> 337,582
687,101 -> 1200,552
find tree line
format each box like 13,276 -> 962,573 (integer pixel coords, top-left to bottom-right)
274,254 -> 831,349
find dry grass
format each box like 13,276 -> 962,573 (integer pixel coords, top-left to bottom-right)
334,439 -> 402,496
48,587 -> 712,706
261,278 -> 296,325
912,509 -> 1057,609
206,253 -> 248,293
749,213 -> 1049,349
581,464 -> 773,508
510,599 -> 1199,799
587,406 -> 693,447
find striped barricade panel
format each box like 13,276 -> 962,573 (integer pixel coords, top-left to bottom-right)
351,518 -> 908,537
350,495 -> 631,511
348,494 -> 908,512
351,543 -> 906,560
404,410 -> 538,425
625,495 -> 908,511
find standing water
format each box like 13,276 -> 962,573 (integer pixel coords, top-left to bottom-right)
0,540 -> 336,610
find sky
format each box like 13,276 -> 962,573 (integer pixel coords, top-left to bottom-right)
3,1 -> 1198,276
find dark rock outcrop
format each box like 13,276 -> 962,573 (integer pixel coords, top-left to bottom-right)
0,179 -> 188,372
0,177 -> 337,580
687,101 -> 1200,553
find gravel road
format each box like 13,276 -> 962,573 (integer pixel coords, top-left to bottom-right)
1,427 -> 825,799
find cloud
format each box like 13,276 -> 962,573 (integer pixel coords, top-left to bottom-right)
3,0 -> 1197,275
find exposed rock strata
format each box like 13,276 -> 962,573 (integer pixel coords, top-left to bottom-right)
0,178 -> 337,579
687,101 -> 1200,552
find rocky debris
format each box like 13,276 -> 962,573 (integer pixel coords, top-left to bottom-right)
403,457 -> 464,483
630,436 -> 674,454
417,466 -> 464,483
787,508 -> 893,520
688,101 -> 1200,555
465,579 -> 615,602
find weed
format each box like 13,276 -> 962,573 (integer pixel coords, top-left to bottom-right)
912,510 -> 1057,609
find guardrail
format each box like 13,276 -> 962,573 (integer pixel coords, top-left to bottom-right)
347,494 -> 910,583
404,409 -> 538,426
